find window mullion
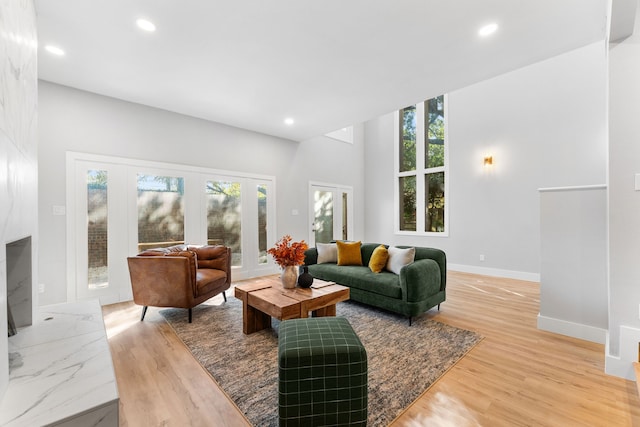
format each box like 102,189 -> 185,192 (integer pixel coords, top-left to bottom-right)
416,101 -> 426,233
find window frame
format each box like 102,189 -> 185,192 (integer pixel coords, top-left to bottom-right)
394,95 -> 449,236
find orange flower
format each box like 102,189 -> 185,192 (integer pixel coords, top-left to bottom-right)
267,235 -> 309,267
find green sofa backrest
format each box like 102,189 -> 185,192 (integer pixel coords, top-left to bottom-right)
304,242 -> 446,291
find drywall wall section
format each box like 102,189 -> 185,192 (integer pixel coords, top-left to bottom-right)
37,81 -> 365,306
364,41 -> 607,280
607,3 -> 640,380
538,185 -> 608,344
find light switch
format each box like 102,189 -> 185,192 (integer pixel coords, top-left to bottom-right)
52,205 -> 66,215
636,174 -> 640,191
291,209 -> 299,216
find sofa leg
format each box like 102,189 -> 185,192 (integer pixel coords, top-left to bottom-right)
141,306 -> 148,321
438,303 -> 441,311
409,316 -> 412,326
188,308 -> 193,323
222,291 -> 227,302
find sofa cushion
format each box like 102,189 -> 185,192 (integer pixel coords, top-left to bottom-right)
307,264 -> 401,299
316,242 -> 338,264
368,245 -> 389,273
337,240 -> 363,266
386,246 -> 415,274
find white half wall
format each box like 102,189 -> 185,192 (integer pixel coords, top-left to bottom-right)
0,0 -> 38,400
607,2 -> 640,379
538,185 -> 608,344
363,41 -> 608,278
37,81 -> 365,306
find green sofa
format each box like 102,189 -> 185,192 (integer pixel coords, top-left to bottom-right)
303,243 -> 446,324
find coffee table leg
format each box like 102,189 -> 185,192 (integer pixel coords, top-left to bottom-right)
312,304 -> 336,318
245,305 -> 271,334
241,293 -> 271,334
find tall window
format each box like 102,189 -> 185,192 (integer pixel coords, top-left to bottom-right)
396,95 -> 447,234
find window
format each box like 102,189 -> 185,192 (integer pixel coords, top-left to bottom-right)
137,174 -> 185,252
206,180 -> 242,266
68,152 -> 276,303
87,169 -> 108,289
396,95 -> 447,234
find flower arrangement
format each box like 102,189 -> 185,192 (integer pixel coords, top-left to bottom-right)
267,235 -> 308,268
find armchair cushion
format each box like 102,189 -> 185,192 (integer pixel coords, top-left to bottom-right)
192,245 -> 229,271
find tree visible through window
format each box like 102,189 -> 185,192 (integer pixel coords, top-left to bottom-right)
397,95 -> 447,234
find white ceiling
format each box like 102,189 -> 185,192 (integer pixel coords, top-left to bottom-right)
35,0 -> 608,142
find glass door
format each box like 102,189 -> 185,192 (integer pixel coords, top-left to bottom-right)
202,176 -> 275,280
136,173 -> 185,252
308,183 -> 353,246
205,179 -> 242,266
71,160 -> 129,304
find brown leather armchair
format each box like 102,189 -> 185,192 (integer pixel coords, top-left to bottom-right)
127,244 -> 231,323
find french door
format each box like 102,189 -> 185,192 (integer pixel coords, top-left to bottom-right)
308,182 -> 354,246
202,176 -> 275,281
67,153 -> 276,305
69,160 -> 130,304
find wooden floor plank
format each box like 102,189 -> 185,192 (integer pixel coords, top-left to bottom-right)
103,272 -> 640,426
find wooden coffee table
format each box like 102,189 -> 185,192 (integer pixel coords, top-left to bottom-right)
234,276 -> 350,334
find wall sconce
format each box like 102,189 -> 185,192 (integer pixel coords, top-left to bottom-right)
483,155 -> 493,167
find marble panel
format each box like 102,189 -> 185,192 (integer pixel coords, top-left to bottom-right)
8,300 -> 105,350
55,402 -> 119,427
0,300 -> 118,426
0,0 -> 39,400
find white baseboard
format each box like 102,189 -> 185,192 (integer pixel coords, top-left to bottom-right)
605,352 -> 635,380
448,263 -> 540,282
537,314 -> 607,344
605,326 -> 640,380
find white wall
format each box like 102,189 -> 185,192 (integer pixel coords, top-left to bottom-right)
607,3 -> 640,379
363,41 -> 607,280
38,81 -> 365,306
0,0 -> 38,399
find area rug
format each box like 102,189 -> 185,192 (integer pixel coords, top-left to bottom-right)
161,297 -> 482,426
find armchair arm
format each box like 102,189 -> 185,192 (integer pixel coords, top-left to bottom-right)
399,259 -> 442,302
127,256 -> 195,308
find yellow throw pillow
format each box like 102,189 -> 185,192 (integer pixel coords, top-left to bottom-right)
368,245 -> 389,273
336,240 -> 363,266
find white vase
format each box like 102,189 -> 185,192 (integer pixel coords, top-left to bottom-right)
281,265 -> 298,289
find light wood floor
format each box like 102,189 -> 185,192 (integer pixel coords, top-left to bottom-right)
103,272 -> 640,426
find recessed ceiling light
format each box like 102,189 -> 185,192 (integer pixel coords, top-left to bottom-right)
45,45 -> 65,56
136,18 -> 156,32
284,118 -> 294,126
478,23 -> 498,37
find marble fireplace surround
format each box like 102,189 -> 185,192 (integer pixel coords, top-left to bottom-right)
1,300 -> 119,426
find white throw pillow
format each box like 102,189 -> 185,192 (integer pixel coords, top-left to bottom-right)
316,242 -> 338,264
386,246 -> 416,274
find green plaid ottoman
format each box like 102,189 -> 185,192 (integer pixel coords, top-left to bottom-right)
278,317 -> 368,427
